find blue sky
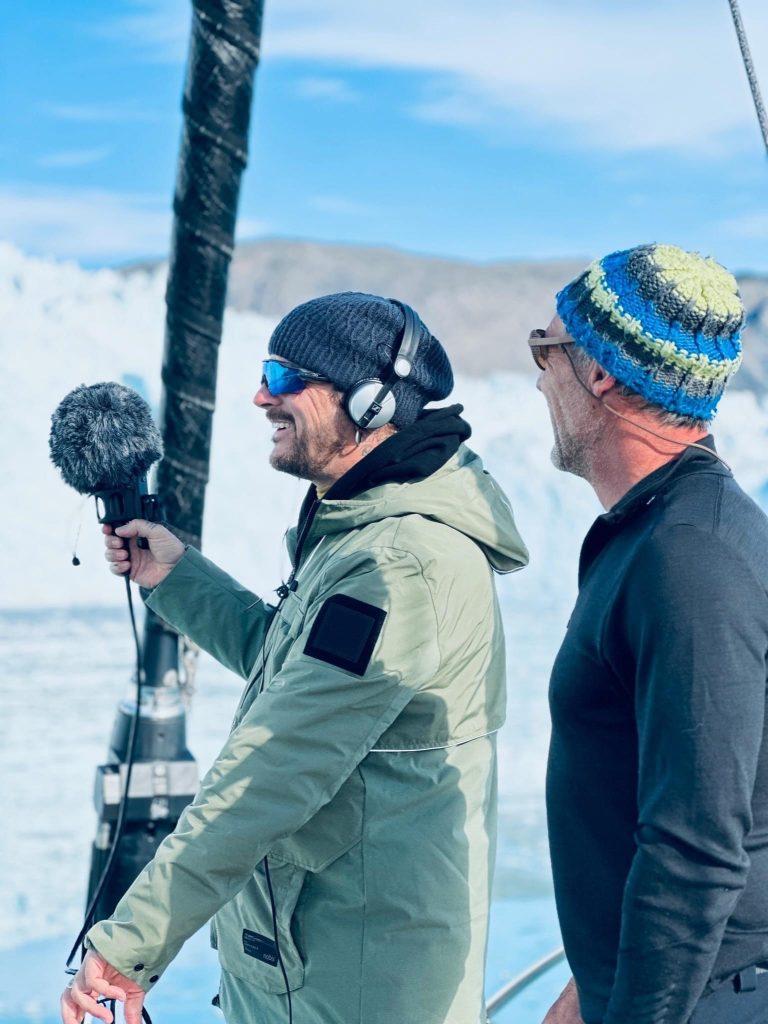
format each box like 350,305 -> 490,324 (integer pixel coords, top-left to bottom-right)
1,0 -> 767,271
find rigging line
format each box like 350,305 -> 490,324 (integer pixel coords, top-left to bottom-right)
727,0 -> 768,156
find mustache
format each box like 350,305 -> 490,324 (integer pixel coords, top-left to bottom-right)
266,413 -> 294,426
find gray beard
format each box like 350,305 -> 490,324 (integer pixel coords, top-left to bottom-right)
550,423 -> 593,479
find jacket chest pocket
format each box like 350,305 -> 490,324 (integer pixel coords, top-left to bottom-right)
233,592 -> 307,725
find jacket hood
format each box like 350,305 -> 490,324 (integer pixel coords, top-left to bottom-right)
303,441 -> 528,574
325,404 -> 472,498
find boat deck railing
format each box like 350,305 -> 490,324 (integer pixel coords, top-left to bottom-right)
486,947 -> 566,1019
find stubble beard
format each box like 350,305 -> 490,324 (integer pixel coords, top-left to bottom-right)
269,406 -> 349,482
551,430 -> 590,478
549,411 -> 602,480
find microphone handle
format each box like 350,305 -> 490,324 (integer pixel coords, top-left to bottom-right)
95,484 -> 159,550
113,520 -> 150,551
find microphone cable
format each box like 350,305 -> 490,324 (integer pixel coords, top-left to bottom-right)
258,584 -> 294,1024
252,497 -> 320,1024
65,569 -> 153,1024
263,855 -> 293,1024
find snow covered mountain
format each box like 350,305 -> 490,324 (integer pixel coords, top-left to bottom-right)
4,241 -> 768,612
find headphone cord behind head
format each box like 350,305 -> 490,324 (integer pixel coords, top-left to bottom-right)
563,346 -> 732,472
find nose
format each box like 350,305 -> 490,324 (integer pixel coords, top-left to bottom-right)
254,381 -> 278,407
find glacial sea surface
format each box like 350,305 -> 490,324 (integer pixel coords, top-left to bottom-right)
2,599 -> 568,1023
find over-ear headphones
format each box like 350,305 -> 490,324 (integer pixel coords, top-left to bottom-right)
346,301 -> 421,430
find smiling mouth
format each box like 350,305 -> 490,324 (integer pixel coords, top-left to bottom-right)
270,420 -> 293,441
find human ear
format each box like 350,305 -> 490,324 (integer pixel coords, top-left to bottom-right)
590,363 -> 617,399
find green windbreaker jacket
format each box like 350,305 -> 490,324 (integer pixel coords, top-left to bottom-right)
87,443 -> 528,1024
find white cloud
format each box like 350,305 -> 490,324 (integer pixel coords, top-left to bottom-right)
0,186 -> 171,262
236,215 -> 269,240
409,89 -> 498,130
100,0 -> 768,153
721,211 -> 768,239
294,76 -> 360,102
0,185 -> 268,263
37,147 -> 112,169
265,0 -> 768,152
97,0 -> 189,62
40,102 -> 162,124
309,194 -> 372,216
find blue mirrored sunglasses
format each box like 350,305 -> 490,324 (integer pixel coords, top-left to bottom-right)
261,359 -> 330,396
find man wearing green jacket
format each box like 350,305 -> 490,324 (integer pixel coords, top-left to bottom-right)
60,292 -> 528,1024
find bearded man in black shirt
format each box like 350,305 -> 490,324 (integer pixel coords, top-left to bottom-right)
535,244 -> 768,1024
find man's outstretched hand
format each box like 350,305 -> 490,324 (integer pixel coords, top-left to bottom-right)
60,950 -> 146,1024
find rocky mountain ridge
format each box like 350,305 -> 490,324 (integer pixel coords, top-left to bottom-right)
130,237 -> 768,389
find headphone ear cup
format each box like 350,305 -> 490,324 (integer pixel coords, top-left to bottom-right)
347,380 -> 397,430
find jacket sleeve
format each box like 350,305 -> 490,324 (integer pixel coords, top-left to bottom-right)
603,524 -> 768,1024
144,546 -> 276,680
86,547 -> 441,989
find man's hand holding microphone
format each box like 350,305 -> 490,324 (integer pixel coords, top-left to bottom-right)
104,521 -> 185,589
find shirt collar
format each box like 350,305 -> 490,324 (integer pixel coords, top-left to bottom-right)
601,435 -> 727,525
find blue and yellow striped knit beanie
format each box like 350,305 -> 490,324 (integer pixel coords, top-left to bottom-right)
556,243 -> 744,420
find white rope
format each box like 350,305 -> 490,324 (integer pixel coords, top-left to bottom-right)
727,0 -> 768,155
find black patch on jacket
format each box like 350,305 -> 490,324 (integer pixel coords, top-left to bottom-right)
242,929 -> 279,967
304,594 -> 386,676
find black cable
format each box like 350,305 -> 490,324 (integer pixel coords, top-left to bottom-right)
255,535 -> 312,1024
263,855 -> 293,1024
96,996 -> 153,1024
65,570 -> 154,1022
257,600 -> 294,1024
562,346 -> 733,472
66,573 -> 146,967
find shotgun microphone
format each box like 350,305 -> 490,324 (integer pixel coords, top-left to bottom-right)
49,382 -> 164,548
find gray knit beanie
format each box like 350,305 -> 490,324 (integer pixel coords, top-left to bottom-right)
267,292 -> 454,427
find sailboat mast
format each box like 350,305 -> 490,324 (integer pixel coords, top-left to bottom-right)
158,0 -> 264,546
82,0 -> 266,928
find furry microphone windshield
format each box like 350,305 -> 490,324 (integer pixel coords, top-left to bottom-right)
50,382 -> 163,495
50,383 -> 164,552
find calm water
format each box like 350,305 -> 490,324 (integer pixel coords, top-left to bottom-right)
2,599 -> 569,1022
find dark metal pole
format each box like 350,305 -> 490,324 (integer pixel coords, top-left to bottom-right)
85,0 -> 265,923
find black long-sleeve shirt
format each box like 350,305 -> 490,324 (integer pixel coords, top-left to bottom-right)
546,438 -> 768,1024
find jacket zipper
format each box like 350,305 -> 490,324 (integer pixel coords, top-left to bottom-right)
240,497 -> 320,710
276,497 -> 319,601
